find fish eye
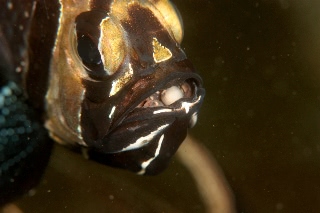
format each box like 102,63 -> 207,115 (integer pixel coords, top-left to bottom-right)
77,34 -> 102,66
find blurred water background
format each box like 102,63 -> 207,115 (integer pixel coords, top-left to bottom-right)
15,0 -> 320,212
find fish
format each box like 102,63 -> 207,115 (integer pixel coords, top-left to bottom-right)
0,0 -> 56,205
0,0 -> 205,204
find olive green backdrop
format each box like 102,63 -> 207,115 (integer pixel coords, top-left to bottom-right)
16,0 -> 320,212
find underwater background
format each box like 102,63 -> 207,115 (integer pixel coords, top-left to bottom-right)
13,0 -> 320,212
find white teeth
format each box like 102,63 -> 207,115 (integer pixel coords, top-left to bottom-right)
161,86 -> 184,105
189,112 -> 198,128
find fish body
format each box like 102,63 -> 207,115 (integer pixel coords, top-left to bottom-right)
0,0 -> 57,205
0,0 -> 205,204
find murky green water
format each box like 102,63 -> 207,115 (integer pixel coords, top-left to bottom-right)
15,0 -> 320,212
179,0 -> 320,212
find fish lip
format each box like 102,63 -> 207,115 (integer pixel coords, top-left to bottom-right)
109,73 -> 204,132
104,82 -> 205,152
124,84 -> 204,123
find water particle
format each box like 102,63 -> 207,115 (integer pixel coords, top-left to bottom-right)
276,202 -> 284,210
24,11 -> 29,18
15,66 -> 22,72
28,189 -> 36,196
247,109 -> 255,117
7,2 -> 13,10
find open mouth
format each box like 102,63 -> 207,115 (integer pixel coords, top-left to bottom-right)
98,77 -> 204,154
133,79 -> 200,128
137,80 -> 194,108
94,78 -> 204,174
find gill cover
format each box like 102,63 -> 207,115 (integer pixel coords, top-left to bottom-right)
46,0 -> 205,175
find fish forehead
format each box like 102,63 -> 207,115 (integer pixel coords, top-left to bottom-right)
85,0 -> 184,67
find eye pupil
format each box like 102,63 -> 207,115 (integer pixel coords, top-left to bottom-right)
77,35 -> 101,65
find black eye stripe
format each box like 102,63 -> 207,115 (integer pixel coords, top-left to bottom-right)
75,10 -> 110,79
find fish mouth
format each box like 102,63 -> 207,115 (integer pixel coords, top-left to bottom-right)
136,79 -> 195,109
101,77 -> 204,154
119,77 -> 204,130
90,78 -> 205,175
